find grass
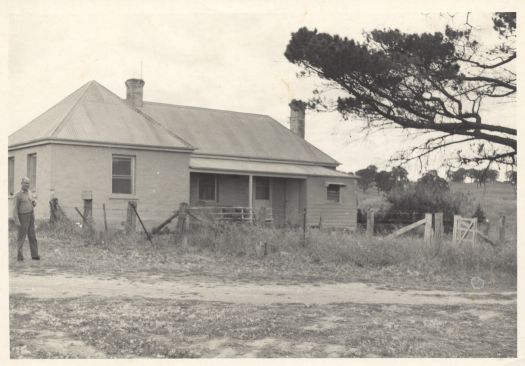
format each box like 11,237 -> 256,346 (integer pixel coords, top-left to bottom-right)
10,294 -> 516,358
449,182 -> 517,232
9,222 -> 517,291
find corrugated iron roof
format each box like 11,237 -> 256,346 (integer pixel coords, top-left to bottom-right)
8,81 -> 193,150
141,102 -> 339,166
9,80 -> 340,168
190,157 -> 355,178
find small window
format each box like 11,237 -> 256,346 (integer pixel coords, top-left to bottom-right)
8,157 -> 14,195
198,174 -> 216,201
27,153 -> 37,191
112,155 -> 135,194
255,177 -> 270,200
327,184 -> 340,202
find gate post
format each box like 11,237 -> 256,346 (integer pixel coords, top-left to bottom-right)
452,215 -> 460,244
424,213 -> 433,245
433,212 -> 443,243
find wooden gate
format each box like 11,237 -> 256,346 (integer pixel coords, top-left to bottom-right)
452,215 -> 477,244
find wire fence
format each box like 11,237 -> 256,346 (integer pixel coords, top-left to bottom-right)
357,209 -> 456,234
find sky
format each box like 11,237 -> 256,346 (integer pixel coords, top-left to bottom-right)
5,1 -> 517,180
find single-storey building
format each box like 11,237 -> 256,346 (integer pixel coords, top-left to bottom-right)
8,79 -> 358,230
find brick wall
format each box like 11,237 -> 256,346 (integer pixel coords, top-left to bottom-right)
8,145 -> 52,220
37,144 -> 191,230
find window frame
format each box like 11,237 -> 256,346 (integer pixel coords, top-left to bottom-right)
112,155 -> 136,195
197,173 -> 217,202
254,176 -> 270,200
8,157 -> 14,196
326,184 -> 341,203
26,153 -> 37,192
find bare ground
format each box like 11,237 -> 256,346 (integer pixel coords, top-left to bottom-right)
10,271 -> 516,358
10,272 -> 516,306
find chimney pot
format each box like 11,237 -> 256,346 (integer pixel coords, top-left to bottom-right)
289,99 -> 307,138
125,79 -> 145,108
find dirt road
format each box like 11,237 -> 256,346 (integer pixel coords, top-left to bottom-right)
10,273 -> 516,306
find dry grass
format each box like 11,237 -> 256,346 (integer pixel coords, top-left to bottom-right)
10,221 -> 516,290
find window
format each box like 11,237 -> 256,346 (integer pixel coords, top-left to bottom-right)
255,177 -> 270,200
327,184 -> 340,202
198,174 -> 216,201
27,153 -> 37,191
112,155 -> 135,194
8,157 -> 14,195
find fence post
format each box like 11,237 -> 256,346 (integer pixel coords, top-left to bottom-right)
498,216 -> 506,243
175,202 -> 189,245
49,198 -> 59,225
424,213 -> 433,245
83,199 -> 93,231
433,212 -> 443,243
366,209 -> 374,236
102,203 -> 108,232
126,201 -> 137,233
302,208 -> 307,246
319,214 -> 323,230
452,215 -> 460,244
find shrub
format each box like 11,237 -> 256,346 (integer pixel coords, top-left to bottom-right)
384,171 -> 474,231
473,204 -> 487,223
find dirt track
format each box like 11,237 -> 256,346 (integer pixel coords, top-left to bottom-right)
10,273 -> 516,306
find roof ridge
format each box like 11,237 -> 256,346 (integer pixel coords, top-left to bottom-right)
88,82 -> 196,150
143,100 -> 271,118
49,80 -> 95,138
261,115 -> 340,166
133,107 -> 195,150
71,80 -> 195,150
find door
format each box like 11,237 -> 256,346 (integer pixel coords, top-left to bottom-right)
253,176 -> 272,221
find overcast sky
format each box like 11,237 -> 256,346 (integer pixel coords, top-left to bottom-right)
5,1 -> 516,180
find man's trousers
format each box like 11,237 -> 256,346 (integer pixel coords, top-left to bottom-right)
17,212 -> 38,259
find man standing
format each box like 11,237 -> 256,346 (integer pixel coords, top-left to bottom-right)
12,177 -> 39,261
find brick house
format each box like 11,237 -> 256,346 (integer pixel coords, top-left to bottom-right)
8,79 -> 358,230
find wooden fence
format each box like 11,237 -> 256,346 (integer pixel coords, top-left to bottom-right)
47,198 -> 507,248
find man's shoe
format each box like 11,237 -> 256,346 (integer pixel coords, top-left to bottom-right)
31,256 -> 40,260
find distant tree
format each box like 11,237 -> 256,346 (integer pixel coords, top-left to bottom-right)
465,168 -> 498,184
447,168 -> 467,182
355,165 -> 378,192
390,166 -> 409,188
506,170 -> 517,185
416,170 -> 449,198
466,168 -> 481,183
484,169 -> 499,183
375,170 -> 395,193
285,13 -> 516,168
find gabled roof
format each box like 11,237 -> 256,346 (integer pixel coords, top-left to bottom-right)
141,102 -> 339,166
8,81 -> 193,151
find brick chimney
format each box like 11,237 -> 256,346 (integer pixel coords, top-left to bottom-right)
289,99 -> 307,138
125,79 -> 145,108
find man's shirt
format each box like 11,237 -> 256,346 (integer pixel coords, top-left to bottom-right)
13,190 -> 35,215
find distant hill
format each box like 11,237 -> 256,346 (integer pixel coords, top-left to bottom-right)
357,182 -> 516,236
449,182 -> 516,231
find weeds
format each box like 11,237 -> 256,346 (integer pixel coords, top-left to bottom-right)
10,220 -> 516,289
